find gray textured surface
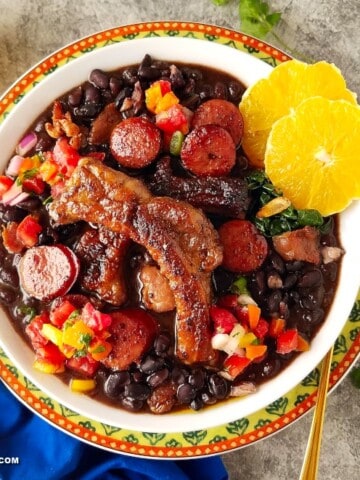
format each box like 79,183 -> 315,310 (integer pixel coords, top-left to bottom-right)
0,1 -> 359,479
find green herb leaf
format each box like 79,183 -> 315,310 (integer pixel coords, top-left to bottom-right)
350,366 -> 360,389
68,309 -> 81,320
42,195 -> 53,206
19,305 -> 37,322
239,0 -> 282,38
73,349 -> 87,358
79,333 -> 92,348
91,345 -> 106,354
230,276 -> 249,295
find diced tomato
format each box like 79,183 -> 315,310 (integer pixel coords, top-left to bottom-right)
252,318 -> 269,340
36,343 -> 66,366
81,302 -> 112,332
210,305 -> 237,334
223,354 -> 251,380
155,104 -> 192,135
66,354 -> 99,377
2,222 -> 23,253
217,294 -> 239,309
0,176 -> 14,199
234,305 -> 250,327
22,176 -> 46,195
50,299 -> 77,328
53,137 -> 80,177
16,215 -> 42,248
25,313 -> 50,349
276,329 -> 299,355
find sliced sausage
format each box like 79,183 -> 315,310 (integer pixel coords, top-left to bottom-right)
180,124 -> 236,177
110,117 -> 161,169
191,99 -> 244,146
272,226 -> 321,265
218,220 -> 268,273
18,245 -> 80,301
101,308 -> 158,371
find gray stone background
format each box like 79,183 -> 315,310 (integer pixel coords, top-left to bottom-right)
0,1 -> 359,479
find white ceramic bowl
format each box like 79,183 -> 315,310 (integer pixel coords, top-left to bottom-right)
0,36 -> 359,433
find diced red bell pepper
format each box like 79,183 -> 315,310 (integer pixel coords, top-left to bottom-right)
53,137 -> 80,177
276,329 -> 299,355
81,302 -> 112,332
209,305 -> 237,334
66,353 -> 99,377
22,176 -> 46,195
36,342 -> 66,366
0,176 -> 14,199
50,299 -> 77,328
155,104 -> 192,135
16,215 -> 42,248
223,354 -> 251,380
252,318 -> 269,340
25,313 -> 50,349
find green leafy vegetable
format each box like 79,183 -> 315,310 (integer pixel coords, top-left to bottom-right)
239,0 -> 281,38
246,170 -> 325,237
350,366 -> 360,389
230,276 -> 249,295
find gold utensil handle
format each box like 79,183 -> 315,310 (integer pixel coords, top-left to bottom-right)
299,346 -> 334,480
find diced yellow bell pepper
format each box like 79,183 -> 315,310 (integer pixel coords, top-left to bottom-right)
154,91 -> 179,114
238,332 -> 257,348
62,320 -> 94,350
41,323 -> 63,347
70,378 -> 96,393
39,159 -> 59,184
33,358 -> 65,374
145,82 -> 163,113
88,339 -> 112,361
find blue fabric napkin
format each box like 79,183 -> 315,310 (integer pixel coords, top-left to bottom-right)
0,381 -> 228,480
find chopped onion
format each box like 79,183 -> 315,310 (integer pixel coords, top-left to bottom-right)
16,132 -> 37,156
237,293 -> 258,306
230,382 -> 256,397
6,155 -> 25,177
1,182 -> 29,205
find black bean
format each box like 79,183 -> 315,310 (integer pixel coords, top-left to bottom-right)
259,357 -> 282,380
188,369 -> 205,390
109,76 -> 123,97
267,289 -> 282,313
285,261 -> 304,272
177,383 -> 196,404
84,83 -> 101,104
190,396 -> 204,411
147,368 -> 169,388
35,133 -> 54,152
104,371 -> 130,398
131,371 -> 146,383
124,383 -> 150,401
33,116 -> 48,133
17,197 -> 42,212
138,65 -> 160,81
279,301 -> 290,320
268,253 -> 285,273
114,87 -> 133,110
2,207 -> 27,223
0,286 -> 17,305
300,285 -> 325,310
73,103 -> 102,119
121,396 -> 144,411
297,269 -> 322,288
171,365 -> 188,385
169,64 -> 185,90
228,81 -> 245,103
140,355 -> 164,374
68,86 -> 83,107
122,67 -> 138,86
89,69 -> 109,90
198,84 -> 214,101
254,270 -> 266,295
201,391 -> 217,405
154,332 -> 171,355
38,227 -> 59,246
214,82 -> 227,99
183,67 -> 203,81
208,374 -> 229,400
181,93 -> 200,109
283,273 -> 298,289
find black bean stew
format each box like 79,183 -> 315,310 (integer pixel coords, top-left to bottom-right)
0,54 -> 343,414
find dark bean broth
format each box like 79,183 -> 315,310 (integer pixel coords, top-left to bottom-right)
0,56 -> 342,413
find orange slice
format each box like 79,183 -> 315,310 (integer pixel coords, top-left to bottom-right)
264,97 -> 360,216
239,60 -> 357,168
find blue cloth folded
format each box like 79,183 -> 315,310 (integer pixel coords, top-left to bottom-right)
0,381 -> 228,480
